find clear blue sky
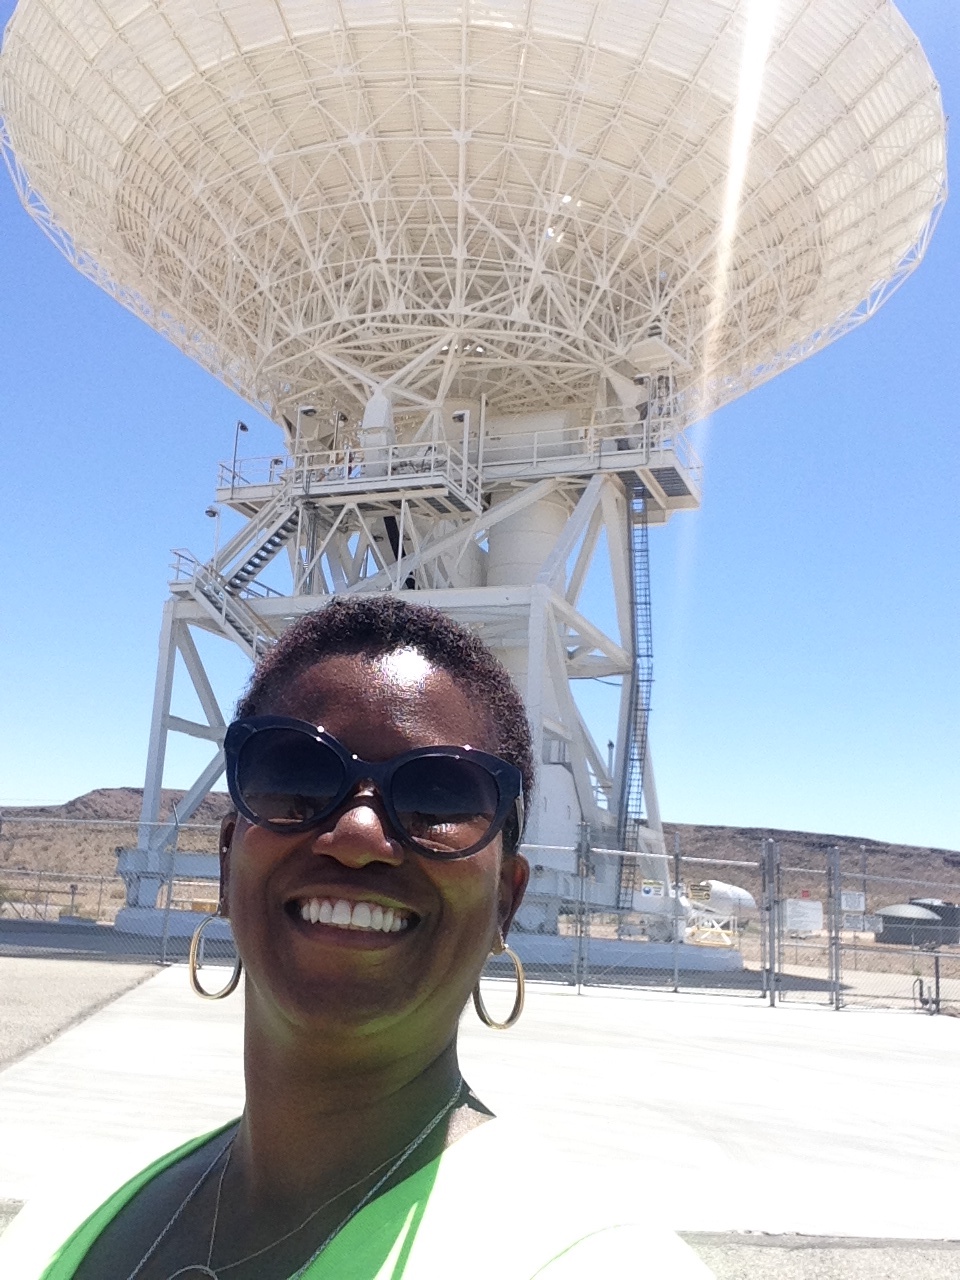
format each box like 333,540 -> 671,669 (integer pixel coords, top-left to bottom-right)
0,1 -> 957,851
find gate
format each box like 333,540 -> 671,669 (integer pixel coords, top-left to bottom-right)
483,835 -> 960,1014
486,839 -> 769,997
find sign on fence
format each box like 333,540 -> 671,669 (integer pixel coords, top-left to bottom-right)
841,891 -> 867,913
782,898 -> 824,934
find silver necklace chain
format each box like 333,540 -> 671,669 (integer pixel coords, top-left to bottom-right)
123,1132 -> 236,1280
286,1083 -> 462,1280
123,1080 -> 462,1280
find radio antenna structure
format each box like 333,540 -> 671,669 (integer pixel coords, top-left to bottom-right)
0,0 -> 946,935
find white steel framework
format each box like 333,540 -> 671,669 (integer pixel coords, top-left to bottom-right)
0,0 -> 947,935
0,1 -> 945,432
121,412 -> 691,933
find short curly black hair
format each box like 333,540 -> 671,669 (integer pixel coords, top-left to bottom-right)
234,595 -> 534,851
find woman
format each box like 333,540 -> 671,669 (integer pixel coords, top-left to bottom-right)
11,597 -> 712,1279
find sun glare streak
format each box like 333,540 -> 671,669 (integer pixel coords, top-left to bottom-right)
699,0 -> 780,429
673,2 -> 779,657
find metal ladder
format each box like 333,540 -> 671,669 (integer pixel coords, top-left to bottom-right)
617,474 -> 654,906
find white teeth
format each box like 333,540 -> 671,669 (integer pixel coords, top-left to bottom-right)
295,897 -> 410,933
351,902 -> 372,928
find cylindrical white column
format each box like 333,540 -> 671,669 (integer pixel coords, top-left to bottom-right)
486,493 -> 569,589
486,492 -> 568,690
485,493 -> 582,872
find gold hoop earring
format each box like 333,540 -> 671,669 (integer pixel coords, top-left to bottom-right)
188,912 -> 242,1000
473,933 -> 524,1030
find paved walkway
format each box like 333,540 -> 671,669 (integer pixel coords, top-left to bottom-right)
1,962 -> 959,1276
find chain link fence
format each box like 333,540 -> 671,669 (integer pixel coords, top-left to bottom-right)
0,815 -> 231,964
2,815 -> 958,1013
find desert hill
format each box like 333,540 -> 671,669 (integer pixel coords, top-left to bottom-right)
1,790 -> 957,909
0,788 -> 228,878
3,787 -> 231,826
660,822 -> 960,912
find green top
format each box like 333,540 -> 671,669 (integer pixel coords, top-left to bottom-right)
37,1121 -> 440,1280
11,1120 -> 713,1279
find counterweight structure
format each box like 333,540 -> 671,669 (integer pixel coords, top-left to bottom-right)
0,0 -> 946,935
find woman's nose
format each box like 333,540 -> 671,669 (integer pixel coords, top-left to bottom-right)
308,786 -> 404,867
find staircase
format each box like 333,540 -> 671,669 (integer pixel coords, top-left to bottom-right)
213,489 -> 300,595
617,474 -> 654,908
224,511 -> 299,594
170,554 -> 277,659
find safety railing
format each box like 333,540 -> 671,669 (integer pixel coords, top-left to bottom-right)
218,441 -> 481,511
481,410 -> 701,489
216,412 -> 699,501
170,550 -> 283,600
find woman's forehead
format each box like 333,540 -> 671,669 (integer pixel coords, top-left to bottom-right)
268,651 -> 496,749
375,646 -> 434,686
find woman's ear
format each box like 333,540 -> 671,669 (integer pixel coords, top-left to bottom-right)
498,850 -> 530,938
218,814 -> 236,917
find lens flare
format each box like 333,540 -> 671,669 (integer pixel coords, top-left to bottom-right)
679,1 -> 780,649
698,0 -> 781,432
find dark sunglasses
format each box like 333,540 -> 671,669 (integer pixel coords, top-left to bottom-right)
224,716 -> 524,859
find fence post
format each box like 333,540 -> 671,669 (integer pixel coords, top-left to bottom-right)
827,845 -> 842,1010
575,822 -> 590,991
760,839 -> 771,1003
159,862 -> 175,965
760,838 -> 780,1006
671,831 -> 682,993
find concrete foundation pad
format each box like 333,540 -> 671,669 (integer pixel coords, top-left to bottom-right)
112,907 -> 233,939
1,965 -> 959,1269
510,934 -> 743,972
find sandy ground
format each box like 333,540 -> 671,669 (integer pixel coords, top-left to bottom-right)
0,956 -> 157,1070
1,960 -> 959,1278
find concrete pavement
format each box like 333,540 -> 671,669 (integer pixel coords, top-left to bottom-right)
1,961 -> 959,1276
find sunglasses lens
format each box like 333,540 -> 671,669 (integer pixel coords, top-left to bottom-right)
391,756 -> 499,853
237,729 -> 345,828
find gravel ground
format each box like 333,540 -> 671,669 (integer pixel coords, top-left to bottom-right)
0,955 -> 158,1070
0,1201 -> 21,1235
684,1233 -> 960,1279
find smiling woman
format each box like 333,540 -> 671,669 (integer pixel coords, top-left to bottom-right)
3,598 -> 713,1280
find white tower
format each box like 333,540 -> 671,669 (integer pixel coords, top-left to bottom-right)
0,0 -> 946,936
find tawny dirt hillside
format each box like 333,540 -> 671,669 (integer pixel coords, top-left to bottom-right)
0,790 -> 230,877
1,791 -> 957,900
